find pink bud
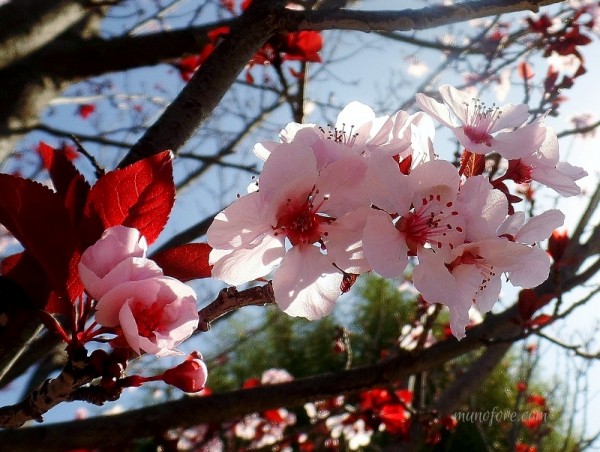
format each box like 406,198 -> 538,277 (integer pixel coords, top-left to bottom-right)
161,352 -> 208,393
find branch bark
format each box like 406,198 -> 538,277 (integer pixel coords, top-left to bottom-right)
0,0 -> 93,70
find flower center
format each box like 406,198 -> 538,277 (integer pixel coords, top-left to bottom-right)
463,100 -> 502,146
319,123 -> 359,147
395,193 -> 463,255
274,187 -> 334,246
448,250 -> 497,301
130,301 -> 164,338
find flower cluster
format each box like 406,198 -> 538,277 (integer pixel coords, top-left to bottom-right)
79,225 -> 199,356
208,85 -> 586,338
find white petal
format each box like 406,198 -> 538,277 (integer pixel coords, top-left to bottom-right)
335,101 -> 375,132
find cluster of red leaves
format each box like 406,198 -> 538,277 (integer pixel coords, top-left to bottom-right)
176,0 -> 323,83
527,9 -> 592,113
0,143 -> 211,341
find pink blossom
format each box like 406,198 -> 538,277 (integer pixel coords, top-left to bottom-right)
362,157 -> 465,278
508,124 -> 587,196
95,276 -> 199,356
413,177 -> 563,338
253,101 -> 411,166
79,225 -> 162,300
208,142 -> 369,320
415,84 -> 545,159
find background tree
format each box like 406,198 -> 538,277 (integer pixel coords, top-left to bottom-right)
0,0 -> 599,450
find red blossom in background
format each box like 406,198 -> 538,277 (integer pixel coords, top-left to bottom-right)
176,1 -> 323,83
77,104 -> 96,119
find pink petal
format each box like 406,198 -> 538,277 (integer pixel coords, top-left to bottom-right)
458,176 -> 508,241
491,122 -> 546,160
259,142 -> 318,201
210,233 -> 285,285
96,278 -> 161,327
415,92 -> 456,128
207,192 -> 273,250
491,103 -> 529,131
515,210 -> 565,244
408,159 -> 460,197
335,101 -> 376,133
364,152 -> 412,215
363,211 -> 409,278
439,84 -> 472,124
273,245 -> 342,320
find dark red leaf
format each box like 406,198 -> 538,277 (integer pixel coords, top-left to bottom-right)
151,243 -> 213,282
36,142 -> 90,225
517,289 -> 555,321
0,174 -> 80,306
459,150 -> 485,177
84,151 -> 175,246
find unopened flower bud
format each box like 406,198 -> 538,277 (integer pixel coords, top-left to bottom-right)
161,352 -> 208,393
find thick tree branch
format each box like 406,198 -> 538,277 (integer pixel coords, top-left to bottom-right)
0,0 -> 95,70
290,0 -> 565,32
37,21 -> 233,80
118,0 -> 288,167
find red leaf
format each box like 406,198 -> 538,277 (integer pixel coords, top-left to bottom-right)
517,289 -> 555,321
0,174 -> 80,306
84,151 -> 174,246
518,61 -> 534,80
529,314 -> 553,327
151,243 -> 213,282
36,142 -> 90,225
459,150 -> 485,177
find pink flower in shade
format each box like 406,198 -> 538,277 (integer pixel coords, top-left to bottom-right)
95,276 -> 199,357
506,123 -> 587,196
253,101 -> 411,166
413,177 -> 564,339
362,157 -> 465,278
208,142 -> 370,320
79,225 -> 162,300
415,84 -> 546,159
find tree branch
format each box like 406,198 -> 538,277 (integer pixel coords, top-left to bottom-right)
0,0 -> 94,70
118,0 -> 288,167
290,0 -> 565,32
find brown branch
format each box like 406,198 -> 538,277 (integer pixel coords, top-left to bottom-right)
118,0 -> 288,167
0,0 -> 93,70
0,351 -> 94,428
0,303 -> 521,451
291,0 -> 565,32
197,283 -> 276,332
